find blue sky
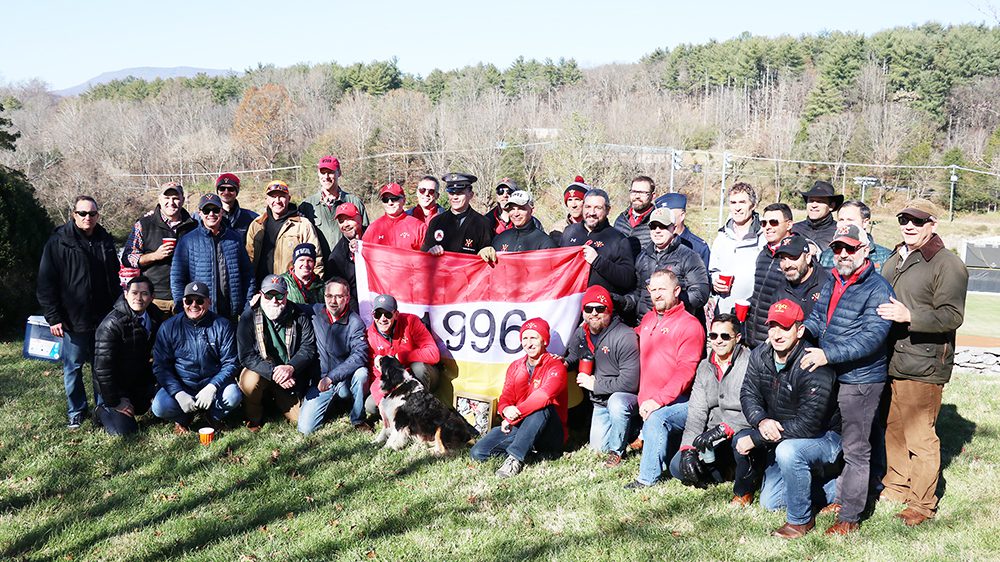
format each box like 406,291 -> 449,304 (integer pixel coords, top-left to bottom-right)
3,0 -> 996,90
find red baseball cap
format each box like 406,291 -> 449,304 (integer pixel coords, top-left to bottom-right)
830,224 -> 864,247
318,156 -> 340,172
378,183 -> 404,198
766,299 -> 804,329
334,202 -> 360,220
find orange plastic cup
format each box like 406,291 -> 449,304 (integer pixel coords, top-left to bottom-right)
198,427 -> 215,446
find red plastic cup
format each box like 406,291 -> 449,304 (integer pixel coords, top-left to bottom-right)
199,427 -> 215,446
579,357 -> 594,376
162,237 -> 177,247
734,299 -> 750,322
718,274 -> 734,292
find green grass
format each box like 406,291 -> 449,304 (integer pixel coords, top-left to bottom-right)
959,292 -> 1000,340
1,342 -> 999,561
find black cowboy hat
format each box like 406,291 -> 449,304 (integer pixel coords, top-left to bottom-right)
800,180 -> 844,210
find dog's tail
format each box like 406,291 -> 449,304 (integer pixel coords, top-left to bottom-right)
432,427 -> 447,456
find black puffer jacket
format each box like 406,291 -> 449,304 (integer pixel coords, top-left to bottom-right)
492,223 -> 556,252
740,342 -> 840,447
93,296 -> 163,407
791,213 -> 837,251
560,219 -> 636,297
626,238 -> 709,319
37,222 -> 120,332
745,244 -> 787,347
778,260 -> 832,319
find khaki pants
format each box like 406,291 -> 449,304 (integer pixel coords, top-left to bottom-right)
882,378 -> 944,517
152,299 -> 175,317
238,368 -> 301,425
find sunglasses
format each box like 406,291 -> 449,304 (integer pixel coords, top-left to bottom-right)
263,292 -> 286,301
202,207 -> 222,215
74,210 -> 99,217
649,223 -> 673,231
831,243 -> 862,255
897,215 -> 931,227
496,187 -> 514,195
183,296 -> 206,306
417,187 -> 437,195
764,219 -> 784,227
381,195 -> 403,203
583,305 -> 608,314
373,309 -> 394,320
708,332 -> 735,341
217,185 -> 238,193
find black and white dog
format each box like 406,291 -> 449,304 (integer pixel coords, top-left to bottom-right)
373,357 -> 478,455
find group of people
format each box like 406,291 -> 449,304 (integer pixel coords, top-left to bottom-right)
35,156 -> 968,538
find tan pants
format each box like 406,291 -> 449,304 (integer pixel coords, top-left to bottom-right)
882,378 -> 944,517
238,368 -> 301,424
152,299 -> 175,317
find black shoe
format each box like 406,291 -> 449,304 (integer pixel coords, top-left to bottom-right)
624,480 -> 650,490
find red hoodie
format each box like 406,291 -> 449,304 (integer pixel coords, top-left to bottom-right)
362,212 -> 427,251
367,312 -> 441,404
498,352 -> 569,441
636,302 -> 705,407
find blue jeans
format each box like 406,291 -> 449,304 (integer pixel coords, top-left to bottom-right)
636,398 -> 689,485
470,406 -> 564,462
150,383 -> 243,426
63,330 -> 100,423
589,392 -> 639,455
298,367 -> 369,435
760,430 -> 843,524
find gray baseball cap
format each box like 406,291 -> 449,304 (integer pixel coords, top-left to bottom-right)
373,294 -> 397,313
260,274 -> 288,295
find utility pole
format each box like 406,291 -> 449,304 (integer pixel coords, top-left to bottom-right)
949,165 -> 958,222
718,152 -> 731,227
670,149 -> 682,193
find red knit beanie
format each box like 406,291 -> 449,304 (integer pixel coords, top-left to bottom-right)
519,317 -> 551,347
581,285 -> 613,315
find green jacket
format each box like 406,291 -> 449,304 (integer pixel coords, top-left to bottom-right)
883,234 -> 968,385
299,189 -> 370,256
279,271 -> 325,306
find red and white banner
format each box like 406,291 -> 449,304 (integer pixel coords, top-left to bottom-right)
356,242 -> 589,401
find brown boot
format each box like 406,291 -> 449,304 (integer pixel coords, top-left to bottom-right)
730,493 -> 753,507
895,507 -> 930,527
603,452 -> 623,468
173,422 -> 190,435
772,518 -> 815,539
824,520 -> 860,535
818,502 -> 842,516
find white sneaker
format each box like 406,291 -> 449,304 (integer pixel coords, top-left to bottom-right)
495,455 -> 524,478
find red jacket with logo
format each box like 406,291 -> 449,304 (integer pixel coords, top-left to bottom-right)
367,312 -> 440,403
498,353 -> 568,441
636,302 -> 705,407
362,212 -> 427,251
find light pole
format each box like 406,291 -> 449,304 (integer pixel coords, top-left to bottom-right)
949,165 -> 958,222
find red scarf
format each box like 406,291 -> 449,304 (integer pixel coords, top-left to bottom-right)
628,206 -> 654,229
827,260 -> 870,325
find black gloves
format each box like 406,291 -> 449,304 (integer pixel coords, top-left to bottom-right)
693,423 -> 730,452
679,448 -> 703,486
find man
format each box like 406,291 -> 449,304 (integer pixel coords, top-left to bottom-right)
151,281 -> 242,432
745,203 -> 795,348
471,318 -> 568,478
171,193 -> 254,322
299,155 -> 370,255
421,173 -> 492,255
613,175 -> 657,257
560,188 -> 636,299
299,278 -> 369,435
93,276 -> 163,435
122,181 -> 197,315
280,243 -> 325,305
548,176 -> 587,246
792,180 -> 844,250
802,224 -> 895,535
246,179 -> 324,285
326,203 -> 364,312
819,200 -> 893,272
774,235 -> 831,318
214,173 -> 258,242
655,192 -> 711,269
363,182 -> 427,250
487,178 -> 543,236
365,294 -> 441,416
407,175 -> 444,225
627,270 -> 705,488
37,195 -> 121,429
709,182 -> 765,314
236,274 -> 317,430
625,207 -> 709,320
484,190 -> 556,260
877,199 -> 968,526
738,299 -> 841,539
564,286 -> 640,467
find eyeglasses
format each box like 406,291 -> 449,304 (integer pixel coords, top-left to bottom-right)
183,296 -> 206,306
217,185 -> 238,193
263,292 -> 286,301
496,187 -> 514,195
381,195 -> 403,203
373,309 -> 394,320
708,332 -> 735,341
629,190 -> 652,196
649,223 -> 673,231
583,305 -> 608,314
417,188 -> 437,195
897,215 -> 931,227
764,219 -> 784,227
831,243 -> 862,255
202,207 -> 222,215
74,210 -> 99,217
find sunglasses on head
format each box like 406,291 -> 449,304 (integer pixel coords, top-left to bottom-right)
381,195 -> 403,203
183,296 -> 205,306
583,304 -> 608,314
202,207 -> 222,215
831,243 -> 862,255
74,210 -> 99,217
708,332 -> 734,341
263,292 -> 286,301
649,222 -> 673,231
897,215 -> 931,227
217,185 -> 238,193
764,219 -> 784,227
373,309 -> 394,320
496,187 -> 514,195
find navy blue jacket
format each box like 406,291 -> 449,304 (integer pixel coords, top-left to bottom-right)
560,219 -> 636,297
677,227 -> 711,270
170,222 -> 254,319
745,243 -> 787,348
804,261 -> 895,384
310,304 -> 369,385
153,311 -> 238,396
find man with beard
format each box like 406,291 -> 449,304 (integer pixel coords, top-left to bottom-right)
614,175 -> 657,257
792,181 -> 844,250
406,176 -> 444,226
774,235 -> 831,318
819,200 -> 893,273
421,173 -> 492,255
482,190 -> 555,263
626,269 -> 705,488
709,183 -> 765,314
564,286 -> 641,467
548,176 -> 587,246
801,224 -> 895,535
236,275 -> 317,431
93,276 -> 163,435
745,203 -> 796,348
560,189 -> 636,300
299,155 -> 370,255
152,281 -> 242,433
123,181 -> 197,315
363,183 -> 427,250
738,299 -> 841,539
246,180 -> 324,285
280,243 -> 325,305
325,203 -> 364,312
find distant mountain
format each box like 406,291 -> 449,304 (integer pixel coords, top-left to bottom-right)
55,66 -> 239,97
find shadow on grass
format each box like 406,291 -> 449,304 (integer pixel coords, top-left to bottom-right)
937,403 -> 976,500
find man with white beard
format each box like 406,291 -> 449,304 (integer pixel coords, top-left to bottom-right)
236,274 -> 317,432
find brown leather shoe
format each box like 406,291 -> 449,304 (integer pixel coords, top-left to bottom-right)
818,502 -> 842,516
730,493 -> 753,507
244,420 -> 262,433
173,422 -> 190,435
353,421 -> 374,434
895,507 -> 930,527
772,518 -> 815,539
603,452 -> 623,468
825,520 -> 859,535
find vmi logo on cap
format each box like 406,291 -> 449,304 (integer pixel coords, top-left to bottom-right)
192,283 -> 200,291
773,302 -> 789,312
